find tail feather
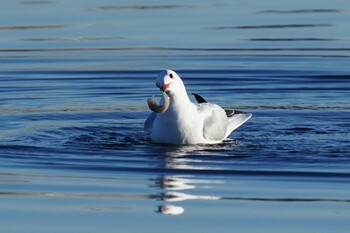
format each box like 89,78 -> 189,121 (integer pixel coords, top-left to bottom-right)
225,113 -> 252,138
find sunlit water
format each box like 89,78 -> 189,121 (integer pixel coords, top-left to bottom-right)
1,1 -> 350,233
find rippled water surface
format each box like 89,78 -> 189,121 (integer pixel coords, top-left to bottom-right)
1,1 -> 350,232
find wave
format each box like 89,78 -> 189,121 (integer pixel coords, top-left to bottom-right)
0,104 -> 348,115
18,37 -> 127,42
2,151 -> 350,179
86,5 -> 196,12
206,24 -> 332,30
2,46 -> 350,53
0,24 -> 65,30
257,9 -> 348,14
244,38 -> 345,42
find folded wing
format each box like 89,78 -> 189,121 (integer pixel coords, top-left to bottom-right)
193,93 -> 252,138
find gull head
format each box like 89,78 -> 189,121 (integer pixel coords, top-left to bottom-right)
155,69 -> 184,98
147,70 -> 187,113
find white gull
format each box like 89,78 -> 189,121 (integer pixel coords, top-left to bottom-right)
144,70 -> 252,144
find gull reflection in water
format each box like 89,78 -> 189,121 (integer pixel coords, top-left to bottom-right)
156,175 -> 222,215
158,205 -> 184,215
155,146 -> 224,216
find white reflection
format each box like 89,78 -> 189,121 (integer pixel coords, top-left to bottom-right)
163,191 -> 220,202
154,144 -> 233,215
158,176 -> 195,191
157,205 -> 184,216
156,175 -> 222,215
155,156 -> 224,215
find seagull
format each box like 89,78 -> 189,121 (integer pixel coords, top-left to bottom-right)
144,70 -> 252,144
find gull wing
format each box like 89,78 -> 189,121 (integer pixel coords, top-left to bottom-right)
144,112 -> 156,134
193,93 -> 252,138
197,103 -> 228,142
144,94 -> 168,134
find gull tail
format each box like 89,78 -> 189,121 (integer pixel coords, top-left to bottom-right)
225,111 -> 252,138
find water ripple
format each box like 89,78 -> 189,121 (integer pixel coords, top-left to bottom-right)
86,5 -> 196,12
257,9 -> 348,14
2,46 -> 349,53
245,38 -> 345,42
1,190 -> 349,203
0,24 -> 65,30
206,24 -> 332,30
19,37 -> 127,42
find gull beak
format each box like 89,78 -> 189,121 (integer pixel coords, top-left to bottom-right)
161,82 -> 171,92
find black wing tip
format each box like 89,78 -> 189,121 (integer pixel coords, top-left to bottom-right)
225,109 -> 249,117
192,93 -> 208,104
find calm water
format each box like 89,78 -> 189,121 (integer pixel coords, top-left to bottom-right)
1,1 -> 350,232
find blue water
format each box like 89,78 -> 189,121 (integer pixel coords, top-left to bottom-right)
1,1 -> 350,232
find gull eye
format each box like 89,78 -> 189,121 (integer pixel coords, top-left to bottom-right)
169,73 -> 174,79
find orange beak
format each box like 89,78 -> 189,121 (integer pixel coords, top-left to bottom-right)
161,82 -> 171,92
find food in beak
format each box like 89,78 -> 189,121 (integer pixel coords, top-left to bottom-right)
147,91 -> 169,113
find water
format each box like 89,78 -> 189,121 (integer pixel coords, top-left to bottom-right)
1,1 -> 350,232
